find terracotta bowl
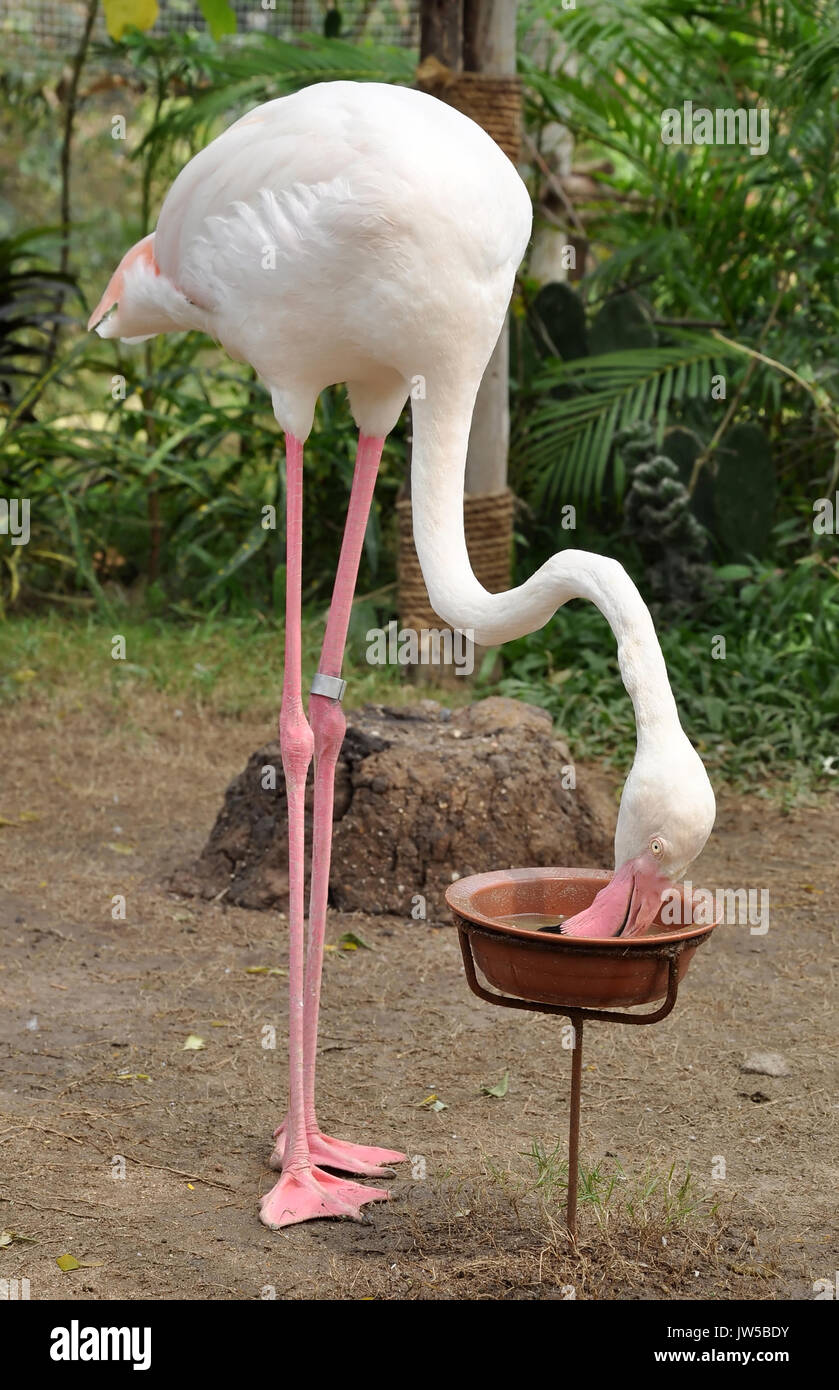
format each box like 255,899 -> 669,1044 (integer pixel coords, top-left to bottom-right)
445,867 -> 717,1010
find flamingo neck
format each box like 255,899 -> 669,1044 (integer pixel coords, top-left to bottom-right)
409,382 -> 682,747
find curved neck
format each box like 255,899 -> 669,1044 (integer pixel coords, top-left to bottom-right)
409,382 -> 682,747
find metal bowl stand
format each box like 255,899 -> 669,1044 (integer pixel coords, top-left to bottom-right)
456,920 -> 711,1239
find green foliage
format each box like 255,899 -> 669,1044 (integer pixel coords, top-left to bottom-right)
0,229 -> 79,409
481,550 -> 839,790
515,0 -> 839,540
197,0 -> 237,43
2,339 -> 403,614
0,25 -> 412,616
519,326 -> 738,508
116,29 -> 415,166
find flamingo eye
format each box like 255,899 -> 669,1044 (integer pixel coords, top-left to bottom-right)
650,838 -> 663,857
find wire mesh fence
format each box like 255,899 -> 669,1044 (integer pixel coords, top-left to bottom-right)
0,1 -> 419,66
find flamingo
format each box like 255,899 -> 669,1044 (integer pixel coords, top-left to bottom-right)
89,81 -> 715,1229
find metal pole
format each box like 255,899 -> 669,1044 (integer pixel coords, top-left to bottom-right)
567,1013 -> 583,1240
454,918 -> 703,1243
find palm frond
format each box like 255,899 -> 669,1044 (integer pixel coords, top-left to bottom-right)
518,334 -> 742,507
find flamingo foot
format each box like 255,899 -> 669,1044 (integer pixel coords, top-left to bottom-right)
259,1164 -> 389,1229
270,1117 -> 405,1173
270,1121 -> 406,1177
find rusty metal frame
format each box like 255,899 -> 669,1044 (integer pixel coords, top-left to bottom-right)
456,919 -> 710,1239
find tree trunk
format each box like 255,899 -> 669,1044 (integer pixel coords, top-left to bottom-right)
523,15 -> 581,286
462,0 -> 516,502
419,0 -> 463,66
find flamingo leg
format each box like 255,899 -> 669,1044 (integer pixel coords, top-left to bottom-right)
259,434 -> 389,1229
270,432 -> 406,1179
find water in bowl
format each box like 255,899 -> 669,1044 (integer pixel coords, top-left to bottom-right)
496,912 -> 567,934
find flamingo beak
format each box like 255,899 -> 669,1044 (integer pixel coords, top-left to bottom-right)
561,854 -> 671,940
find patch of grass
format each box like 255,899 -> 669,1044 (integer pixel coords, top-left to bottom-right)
522,1141 -> 715,1234
0,609 -> 471,723
325,1174 -> 765,1300
526,1135 -> 567,1192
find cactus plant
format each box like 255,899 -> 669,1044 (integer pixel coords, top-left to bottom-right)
617,423 -> 711,607
530,281 -> 589,361
664,426 -> 716,533
712,423 -> 775,560
589,291 -> 657,355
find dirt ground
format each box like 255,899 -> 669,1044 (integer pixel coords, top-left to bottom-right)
1,687 -> 836,1300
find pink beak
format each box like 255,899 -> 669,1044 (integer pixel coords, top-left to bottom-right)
561,855 -> 671,940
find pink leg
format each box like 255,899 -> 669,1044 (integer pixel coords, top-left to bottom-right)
270,433 -> 406,1178
259,434 -> 388,1230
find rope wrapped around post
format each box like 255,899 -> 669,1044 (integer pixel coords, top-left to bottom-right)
396,488 -> 514,640
416,58 -> 523,165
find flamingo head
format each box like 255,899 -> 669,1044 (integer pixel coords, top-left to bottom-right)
87,232 -> 198,344
562,732 -> 715,939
